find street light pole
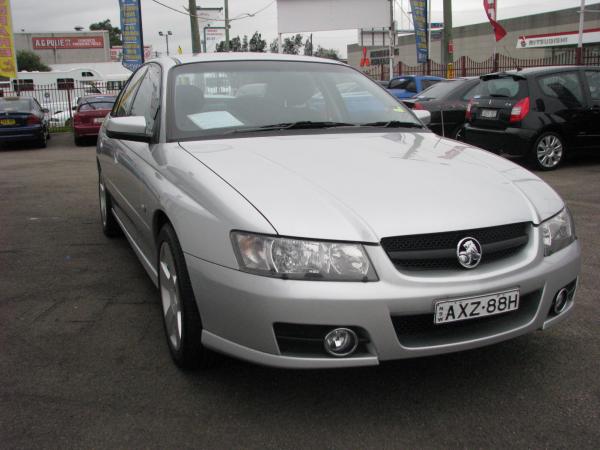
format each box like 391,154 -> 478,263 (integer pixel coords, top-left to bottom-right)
159,31 -> 172,56
442,0 -> 453,67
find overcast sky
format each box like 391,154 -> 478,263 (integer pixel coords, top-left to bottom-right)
12,0 -> 599,58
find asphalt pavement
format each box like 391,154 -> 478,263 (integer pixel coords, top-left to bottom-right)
1,133 -> 599,449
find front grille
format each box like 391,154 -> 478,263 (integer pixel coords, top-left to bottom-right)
392,290 -> 541,348
381,222 -> 530,272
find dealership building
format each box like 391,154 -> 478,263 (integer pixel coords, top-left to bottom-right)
348,5 -> 600,70
14,31 -> 112,64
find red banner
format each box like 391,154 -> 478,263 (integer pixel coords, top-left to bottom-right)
483,0 -> 507,42
32,36 -> 104,50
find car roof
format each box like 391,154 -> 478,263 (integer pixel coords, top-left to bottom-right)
164,52 -> 346,66
80,94 -> 116,100
482,65 -> 600,79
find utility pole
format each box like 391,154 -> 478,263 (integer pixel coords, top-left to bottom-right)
442,0 -> 453,67
188,0 -> 201,53
224,0 -> 230,51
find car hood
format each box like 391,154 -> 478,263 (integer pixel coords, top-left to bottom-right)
180,132 -> 564,242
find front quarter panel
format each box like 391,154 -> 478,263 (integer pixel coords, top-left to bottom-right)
137,142 -> 276,269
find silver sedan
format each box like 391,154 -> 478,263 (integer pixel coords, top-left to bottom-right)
97,54 -> 580,369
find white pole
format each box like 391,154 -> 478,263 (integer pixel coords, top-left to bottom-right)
578,0 -> 586,54
278,32 -> 283,53
427,0 -> 431,64
389,0 -> 394,80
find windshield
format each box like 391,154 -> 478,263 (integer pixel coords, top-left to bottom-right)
0,99 -> 32,113
167,60 -> 420,140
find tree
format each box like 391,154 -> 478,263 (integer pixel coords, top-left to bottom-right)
249,32 -> 267,52
89,19 -> 122,47
242,35 -> 249,52
16,50 -> 51,72
269,38 -> 279,53
282,34 -> 303,55
314,46 -> 340,60
229,36 -> 242,52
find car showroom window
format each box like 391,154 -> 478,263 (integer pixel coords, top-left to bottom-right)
584,70 -> 600,101
130,64 -> 161,134
112,67 -> 148,117
538,72 -> 584,108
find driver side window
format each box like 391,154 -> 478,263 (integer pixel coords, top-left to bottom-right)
130,64 -> 162,135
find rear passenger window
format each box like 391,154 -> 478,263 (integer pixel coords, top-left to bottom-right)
538,72 -> 584,108
584,71 -> 600,101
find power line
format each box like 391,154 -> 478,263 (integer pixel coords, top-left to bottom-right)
147,0 -> 274,23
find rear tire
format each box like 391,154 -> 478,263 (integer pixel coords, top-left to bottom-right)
74,135 -> 84,146
452,125 -> 465,141
157,223 -> 212,369
98,173 -> 122,238
37,130 -> 47,148
530,132 -> 565,171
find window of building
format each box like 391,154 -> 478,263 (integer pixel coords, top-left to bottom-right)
57,78 -> 75,90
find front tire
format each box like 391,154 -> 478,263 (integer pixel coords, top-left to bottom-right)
530,132 -> 565,171
37,130 -> 47,148
157,223 -> 211,369
98,173 -> 122,237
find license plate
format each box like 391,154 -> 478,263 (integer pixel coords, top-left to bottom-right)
94,117 -> 105,124
0,119 -> 16,125
481,109 -> 497,119
434,289 -> 519,324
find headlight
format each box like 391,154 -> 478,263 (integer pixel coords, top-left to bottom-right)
231,231 -> 378,281
541,208 -> 575,256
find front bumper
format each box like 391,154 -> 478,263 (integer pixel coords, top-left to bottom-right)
186,229 -> 580,369
464,124 -> 537,156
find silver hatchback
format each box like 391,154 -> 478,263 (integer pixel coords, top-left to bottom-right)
97,54 -> 580,369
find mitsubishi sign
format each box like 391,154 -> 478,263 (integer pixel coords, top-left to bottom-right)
517,28 -> 600,48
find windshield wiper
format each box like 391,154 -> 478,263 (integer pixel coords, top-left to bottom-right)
360,120 -> 423,128
230,121 -> 357,133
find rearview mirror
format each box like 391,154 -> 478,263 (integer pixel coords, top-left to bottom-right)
106,116 -> 151,143
413,109 -> 431,126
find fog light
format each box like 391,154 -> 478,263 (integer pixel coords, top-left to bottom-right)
323,328 -> 358,357
553,288 -> 569,315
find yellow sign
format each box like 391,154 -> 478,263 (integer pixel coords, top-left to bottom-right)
178,45 -> 183,55
0,0 -> 16,79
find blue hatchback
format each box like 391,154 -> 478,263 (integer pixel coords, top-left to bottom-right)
0,97 -> 50,148
384,75 -> 445,99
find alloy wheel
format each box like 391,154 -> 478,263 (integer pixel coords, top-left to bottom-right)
536,135 -> 563,169
159,242 -> 183,351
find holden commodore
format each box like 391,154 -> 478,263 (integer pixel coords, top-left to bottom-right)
96,54 -> 580,369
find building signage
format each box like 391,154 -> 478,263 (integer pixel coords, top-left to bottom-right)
0,0 -> 16,79
517,28 -> 600,48
409,0 -> 428,64
119,0 -> 144,71
111,45 -> 152,61
204,27 -> 226,53
32,36 -> 104,49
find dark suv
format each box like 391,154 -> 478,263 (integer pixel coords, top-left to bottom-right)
463,66 -> 600,170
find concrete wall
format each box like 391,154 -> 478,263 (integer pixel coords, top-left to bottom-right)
15,31 -> 111,65
348,6 -> 600,70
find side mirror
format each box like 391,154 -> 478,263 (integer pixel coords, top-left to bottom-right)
106,116 -> 151,143
413,109 -> 431,126
72,106 -> 77,111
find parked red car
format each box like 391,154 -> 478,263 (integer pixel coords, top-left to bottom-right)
73,95 -> 117,145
